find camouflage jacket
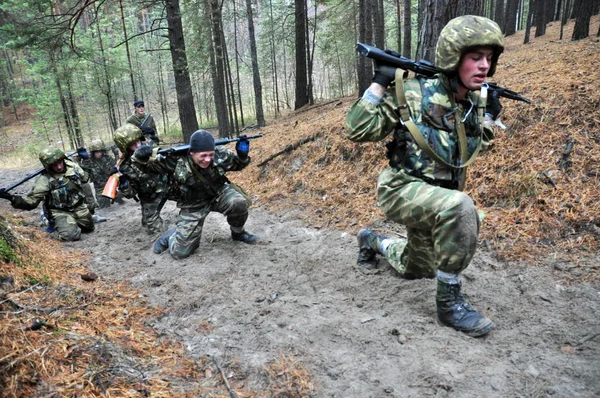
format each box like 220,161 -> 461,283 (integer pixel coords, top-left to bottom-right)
11,159 -> 89,212
173,147 -> 250,210
346,74 -> 494,184
127,113 -> 158,141
118,154 -> 173,202
79,154 -> 116,188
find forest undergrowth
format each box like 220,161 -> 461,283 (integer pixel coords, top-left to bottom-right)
0,16 -> 599,397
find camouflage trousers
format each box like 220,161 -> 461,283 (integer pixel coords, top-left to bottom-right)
377,168 -> 479,277
82,182 -> 98,214
93,187 -> 112,209
168,185 -> 248,259
141,196 -> 168,234
52,202 -> 94,241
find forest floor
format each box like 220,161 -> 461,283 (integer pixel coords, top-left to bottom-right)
1,16 -> 599,398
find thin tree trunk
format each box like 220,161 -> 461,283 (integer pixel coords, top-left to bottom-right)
294,0 -> 309,109
119,0 -> 137,100
524,0 -> 534,43
207,0 -> 230,136
232,0 -> 244,126
403,0 -> 411,58
245,0 -> 265,126
269,0 -> 280,115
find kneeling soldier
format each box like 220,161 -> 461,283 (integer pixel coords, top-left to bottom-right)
153,129 -> 259,259
0,147 -> 94,241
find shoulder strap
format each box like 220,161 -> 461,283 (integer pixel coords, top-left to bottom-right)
394,69 -> 483,191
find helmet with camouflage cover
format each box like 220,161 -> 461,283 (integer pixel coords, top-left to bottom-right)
435,15 -> 504,77
114,123 -> 144,153
38,147 -> 66,168
88,138 -> 106,152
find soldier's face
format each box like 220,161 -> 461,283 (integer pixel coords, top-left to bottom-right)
127,140 -> 141,153
458,46 -> 494,90
50,160 -> 65,173
135,105 -> 145,116
93,151 -> 103,159
191,150 -> 215,168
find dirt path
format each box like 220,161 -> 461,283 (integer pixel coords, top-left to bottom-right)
2,169 -> 598,397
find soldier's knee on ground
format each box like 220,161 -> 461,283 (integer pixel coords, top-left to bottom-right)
57,225 -> 82,241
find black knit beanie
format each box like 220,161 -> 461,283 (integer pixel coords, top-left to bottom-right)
189,130 -> 215,153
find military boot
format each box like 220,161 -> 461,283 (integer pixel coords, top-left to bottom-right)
153,229 -> 175,254
357,229 -> 387,268
232,231 -> 259,244
436,279 -> 494,337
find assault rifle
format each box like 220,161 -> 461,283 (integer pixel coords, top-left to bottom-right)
356,42 -> 531,104
158,133 -> 264,156
3,151 -> 77,192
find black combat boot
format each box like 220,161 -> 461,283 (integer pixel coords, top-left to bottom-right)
153,229 -> 175,254
356,229 -> 387,268
232,231 -> 259,244
436,279 -> 494,337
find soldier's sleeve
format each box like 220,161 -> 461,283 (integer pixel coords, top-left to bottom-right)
70,161 -> 90,184
345,89 -> 400,143
220,147 -> 249,172
126,115 -> 139,126
10,176 -> 49,210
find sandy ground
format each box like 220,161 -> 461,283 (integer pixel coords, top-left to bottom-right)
1,168 -> 599,397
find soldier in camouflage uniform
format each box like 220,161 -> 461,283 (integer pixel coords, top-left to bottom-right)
112,123 -> 172,234
346,16 -> 505,337
0,147 -> 94,241
127,100 -> 160,145
82,139 -> 118,209
152,129 -> 259,260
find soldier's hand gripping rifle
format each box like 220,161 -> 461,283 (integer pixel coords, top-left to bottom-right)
356,42 -> 531,104
157,133 -> 264,157
101,134 -> 264,199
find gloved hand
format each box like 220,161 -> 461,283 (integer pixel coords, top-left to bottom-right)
236,136 -> 250,159
0,188 -> 13,201
109,166 -> 119,176
77,147 -> 89,159
134,145 -> 153,163
118,176 -> 129,190
372,49 -> 400,88
486,87 -> 503,120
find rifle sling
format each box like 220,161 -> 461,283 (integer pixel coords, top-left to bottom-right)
393,68 -> 482,191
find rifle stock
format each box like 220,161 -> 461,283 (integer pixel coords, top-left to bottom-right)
158,133 -> 264,157
356,42 -> 531,104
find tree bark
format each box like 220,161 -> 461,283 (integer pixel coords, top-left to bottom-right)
245,0 -> 265,126
524,0 -> 534,43
572,0 -> 593,40
402,0 -> 411,58
294,0 -> 309,109
119,0 -> 137,100
418,0 -> 455,62
504,0 -> 518,35
534,0 -> 547,37
165,0 -> 199,142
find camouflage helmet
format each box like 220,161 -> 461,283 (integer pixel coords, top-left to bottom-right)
113,123 -> 143,153
88,138 -> 106,152
38,147 -> 66,168
435,15 -> 504,77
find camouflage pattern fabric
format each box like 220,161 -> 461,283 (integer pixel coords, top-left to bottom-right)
377,168 -> 479,276
346,74 -> 492,277
82,154 -> 116,209
118,154 -> 174,234
167,185 -> 249,259
127,113 -> 159,144
435,15 -> 504,77
52,203 -> 94,241
10,160 -> 94,241
346,74 -> 493,184
172,147 -> 250,210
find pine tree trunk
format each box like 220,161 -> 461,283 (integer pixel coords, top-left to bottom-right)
245,0 -> 265,126
232,0 -> 244,126
119,0 -> 137,100
402,0 -> 411,58
534,0 -> 547,37
294,0 -> 309,109
504,0 -> 518,35
165,0 -> 199,142
524,0 -> 534,43
572,0 -> 593,40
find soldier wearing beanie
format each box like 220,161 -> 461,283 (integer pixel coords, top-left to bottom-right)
152,129 -> 258,259
346,16 -> 506,337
